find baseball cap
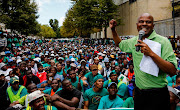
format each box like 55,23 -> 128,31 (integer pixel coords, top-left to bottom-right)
71,58 -> 75,62
8,59 -> 13,62
28,90 -> 44,104
0,63 -> 6,69
108,82 -> 117,89
70,63 -> 76,67
10,77 -> 19,84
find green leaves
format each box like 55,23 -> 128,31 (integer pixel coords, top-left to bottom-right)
0,0 -> 40,35
62,0 -> 121,38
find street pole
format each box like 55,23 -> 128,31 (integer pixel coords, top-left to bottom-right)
172,0 -> 176,50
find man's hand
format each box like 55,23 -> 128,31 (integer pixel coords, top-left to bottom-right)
135,40 -> 155,57
109,19 -> 117,31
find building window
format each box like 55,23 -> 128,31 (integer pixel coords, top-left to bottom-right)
129,0 -> 137,4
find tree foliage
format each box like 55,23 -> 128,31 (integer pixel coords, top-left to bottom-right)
61,0 -> 120,38
0,0 -> 40,35
37,25 -> 56,38
49,19 -> 61,38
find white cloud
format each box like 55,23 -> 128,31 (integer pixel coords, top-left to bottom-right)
35,0 -> 70,12
59,17 -> 65,26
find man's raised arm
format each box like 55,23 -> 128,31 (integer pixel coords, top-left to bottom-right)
109,19 -> 122,46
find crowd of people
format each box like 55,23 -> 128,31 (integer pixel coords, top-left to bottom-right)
0,35 -> 179,110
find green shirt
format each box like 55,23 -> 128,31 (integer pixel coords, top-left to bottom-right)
119,30 -> 177,89
43,63 -> 51,68
56,70 -> 63,75
13,38 -> 20,47
123,97 -> 134,108
83,88 -> 108,110
98,95 -> 124,109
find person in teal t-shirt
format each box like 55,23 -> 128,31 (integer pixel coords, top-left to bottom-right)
43,79 -> 62,96
103,71 -> 128,100
83,64 -> 99,88
98,82 -> 124,109
68,69 -> 84,93
83,74 -> 108,109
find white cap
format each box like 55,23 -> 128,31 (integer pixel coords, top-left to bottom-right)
28,90 -> 44,104
0,52 -> 5,56
71,58 -> 75,62
70,63 -> 76,67
0,63 -> 6,69
51,54 -> 54,57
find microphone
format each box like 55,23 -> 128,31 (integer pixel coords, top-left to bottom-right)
136,30 -> 145,52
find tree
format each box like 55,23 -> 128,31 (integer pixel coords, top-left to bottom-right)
49,19 -> 61,38
0,0 -> 40,35
37,25 -> 56,38
61,0 -> 120,38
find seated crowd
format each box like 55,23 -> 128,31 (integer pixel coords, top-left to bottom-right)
0,38 -> 180,110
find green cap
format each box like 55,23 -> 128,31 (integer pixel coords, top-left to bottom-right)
10,77 -> 19,84
93,74 -> 104,84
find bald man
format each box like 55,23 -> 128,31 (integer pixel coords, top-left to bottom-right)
110,13 -> 177,110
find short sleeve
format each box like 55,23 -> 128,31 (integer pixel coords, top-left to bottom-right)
43,88 -> 51,95
103,80 -> 109,88
83,90 -> 89,101
119,37 -> 137,53
84,72 -> 90,78
161,38 -> 177,68
73,89 -> 81,100
117,84 -> 127,97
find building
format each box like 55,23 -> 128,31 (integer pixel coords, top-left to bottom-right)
91,0 -> 180,39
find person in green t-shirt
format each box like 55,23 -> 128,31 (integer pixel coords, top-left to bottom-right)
83,74 -> 108,109
103,71 -> 128,100
98,82 -> 124,109
110,13 -> 177,110
82,64 -> 99,88
68,69 -> 84,93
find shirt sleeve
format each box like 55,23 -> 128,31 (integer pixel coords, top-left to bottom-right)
43,88 -> 51,95
52,106 -> 58,110
161,38 -> 177,68
117,84 -> 127,97
123,98 -> 130,108
83,90 -> 89,101
103,80 -> 108,88
119,38 -> 135,53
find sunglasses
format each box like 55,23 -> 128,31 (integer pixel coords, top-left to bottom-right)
92,69 -> 98,71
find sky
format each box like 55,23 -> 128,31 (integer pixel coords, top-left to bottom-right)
35,0 -> 72,27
